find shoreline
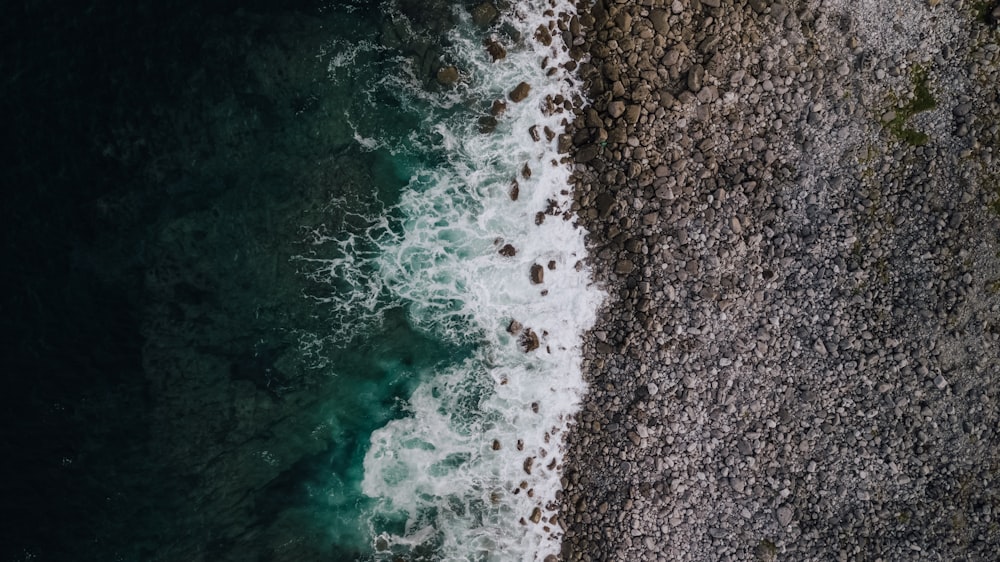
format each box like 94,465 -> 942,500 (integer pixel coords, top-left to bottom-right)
559,0 -> 1000,559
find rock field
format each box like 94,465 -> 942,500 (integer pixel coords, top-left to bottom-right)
558,0 -> 1000,559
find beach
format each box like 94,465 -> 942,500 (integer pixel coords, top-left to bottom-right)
558,0 -> 1000,559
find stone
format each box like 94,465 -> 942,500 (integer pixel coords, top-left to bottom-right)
534,25 -> 552,46
520,329 -> 540,352
486,41 -> 507,61
470,2 -> 499,27
436,66 -> 459,86
614,259 -> 635,275
934,374 -> 948,389
576,144 -> 601,163
608,100 -> 626,118
509,82 -> 531,102
776,506 -> 794,526
650,9 -> 670,35
688,64 -> 705,92
530,264 -> 544,284
529,507 -> 542,523
499,244 -> 516,257
596,192 -> 616,218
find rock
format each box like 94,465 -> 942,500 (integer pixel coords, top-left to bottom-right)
478,115 -> 497,133
509,82 -> 531,102
523,457 -> 534,474
470,2 -> 499,27
436,66 -> 459,86
490,99 -> 507,116
608,100 -> 626,118
595,192 -> 616,218
776,506 -> 794,526
687,64 -> 705,92
507,319 -> 522,334
520,329 -> 540,352
748,0 -> 769,14
703,0 -> 721,7
576,144 -> 601,163
492,439 -> 501,450
614,259 -> 635,275
557,134 -> 573,153
521,163 -> 532,179
650,9 -> 670,35
529,507 -> 542,523
934,374 -> 948,389
530,264 -> 544,284
509,180 -> 519,201
499,244 -> 516,257
486,40 -> 507,61
534,25 -> 552,46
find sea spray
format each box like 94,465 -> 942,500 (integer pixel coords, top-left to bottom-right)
303,0 -> 603,559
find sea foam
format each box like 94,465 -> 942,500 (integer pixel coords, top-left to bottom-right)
313,0 -> 602,559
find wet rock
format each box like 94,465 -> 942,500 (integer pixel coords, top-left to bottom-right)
491,99 -> 507,116
529,506 -> 542,523
470,2 -> 499,27
436,65 -> 459,86
509,82 -> 531,102
534,25 -> 552,46
520,329 -> 539,352
530,264 -> 544,284
499,244 -> 517,257
486,40 -> 507,61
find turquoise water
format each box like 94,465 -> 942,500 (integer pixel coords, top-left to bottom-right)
294,0 -> 603,559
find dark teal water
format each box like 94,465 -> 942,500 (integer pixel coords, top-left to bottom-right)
1,1 -> 597,560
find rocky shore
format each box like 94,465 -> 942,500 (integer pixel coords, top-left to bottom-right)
558,0 -> 1000,559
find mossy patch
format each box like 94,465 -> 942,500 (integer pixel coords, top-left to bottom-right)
971,0 -> 997,24
884,66 -> 938,146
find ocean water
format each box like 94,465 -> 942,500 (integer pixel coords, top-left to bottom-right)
299,0 -> 603,559
0,0 -> 600,560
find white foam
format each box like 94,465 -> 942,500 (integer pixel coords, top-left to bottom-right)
315,0 -> 602,559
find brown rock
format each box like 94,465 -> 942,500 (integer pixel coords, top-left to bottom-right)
509,179 -> 519,200
529,125 -> 540,141
520,329 -> 540,352
490,99 -> 507,116
499,244 -> 517,257
436,66 -> 459,86
547,260 -> 556,270
530,264 -> 544,284
507,319 -> 523,334
521,163 -> 532,179
534,25 -> 552,46
509,82 -> 531,102
486,40 -> 506,61
608,100 -> 626,118
650,9 -> 670,34
615,259 -> 635,275
575,144 -> 600,163
492,439 -> 502,450
529,507 -> 542,523
523,457 -> 534,474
